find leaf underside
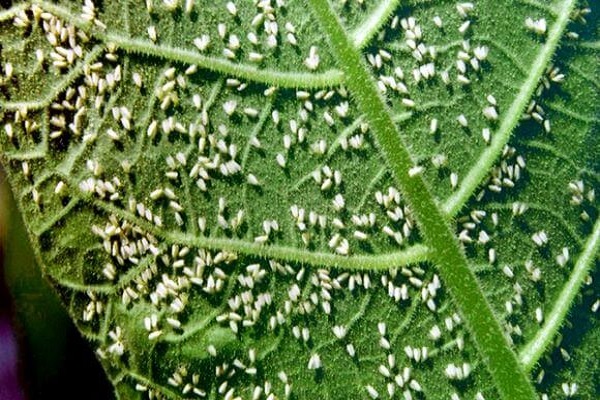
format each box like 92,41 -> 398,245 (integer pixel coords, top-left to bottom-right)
0,0 -> 598,399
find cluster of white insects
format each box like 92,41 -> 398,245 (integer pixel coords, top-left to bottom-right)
1,0 -> 596,399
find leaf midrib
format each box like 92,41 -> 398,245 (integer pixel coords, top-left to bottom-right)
305,1 -> 537,399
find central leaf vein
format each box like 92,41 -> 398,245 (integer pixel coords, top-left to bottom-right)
305,1 -> 538,398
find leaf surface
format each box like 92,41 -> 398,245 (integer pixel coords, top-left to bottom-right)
0,0 -> 598,399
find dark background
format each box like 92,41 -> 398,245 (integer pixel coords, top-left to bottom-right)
0,167 -> 113,400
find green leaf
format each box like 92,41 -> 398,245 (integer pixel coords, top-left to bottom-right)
1,0 -> 598,399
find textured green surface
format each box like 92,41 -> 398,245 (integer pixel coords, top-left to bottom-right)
0,0 -> 598,399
